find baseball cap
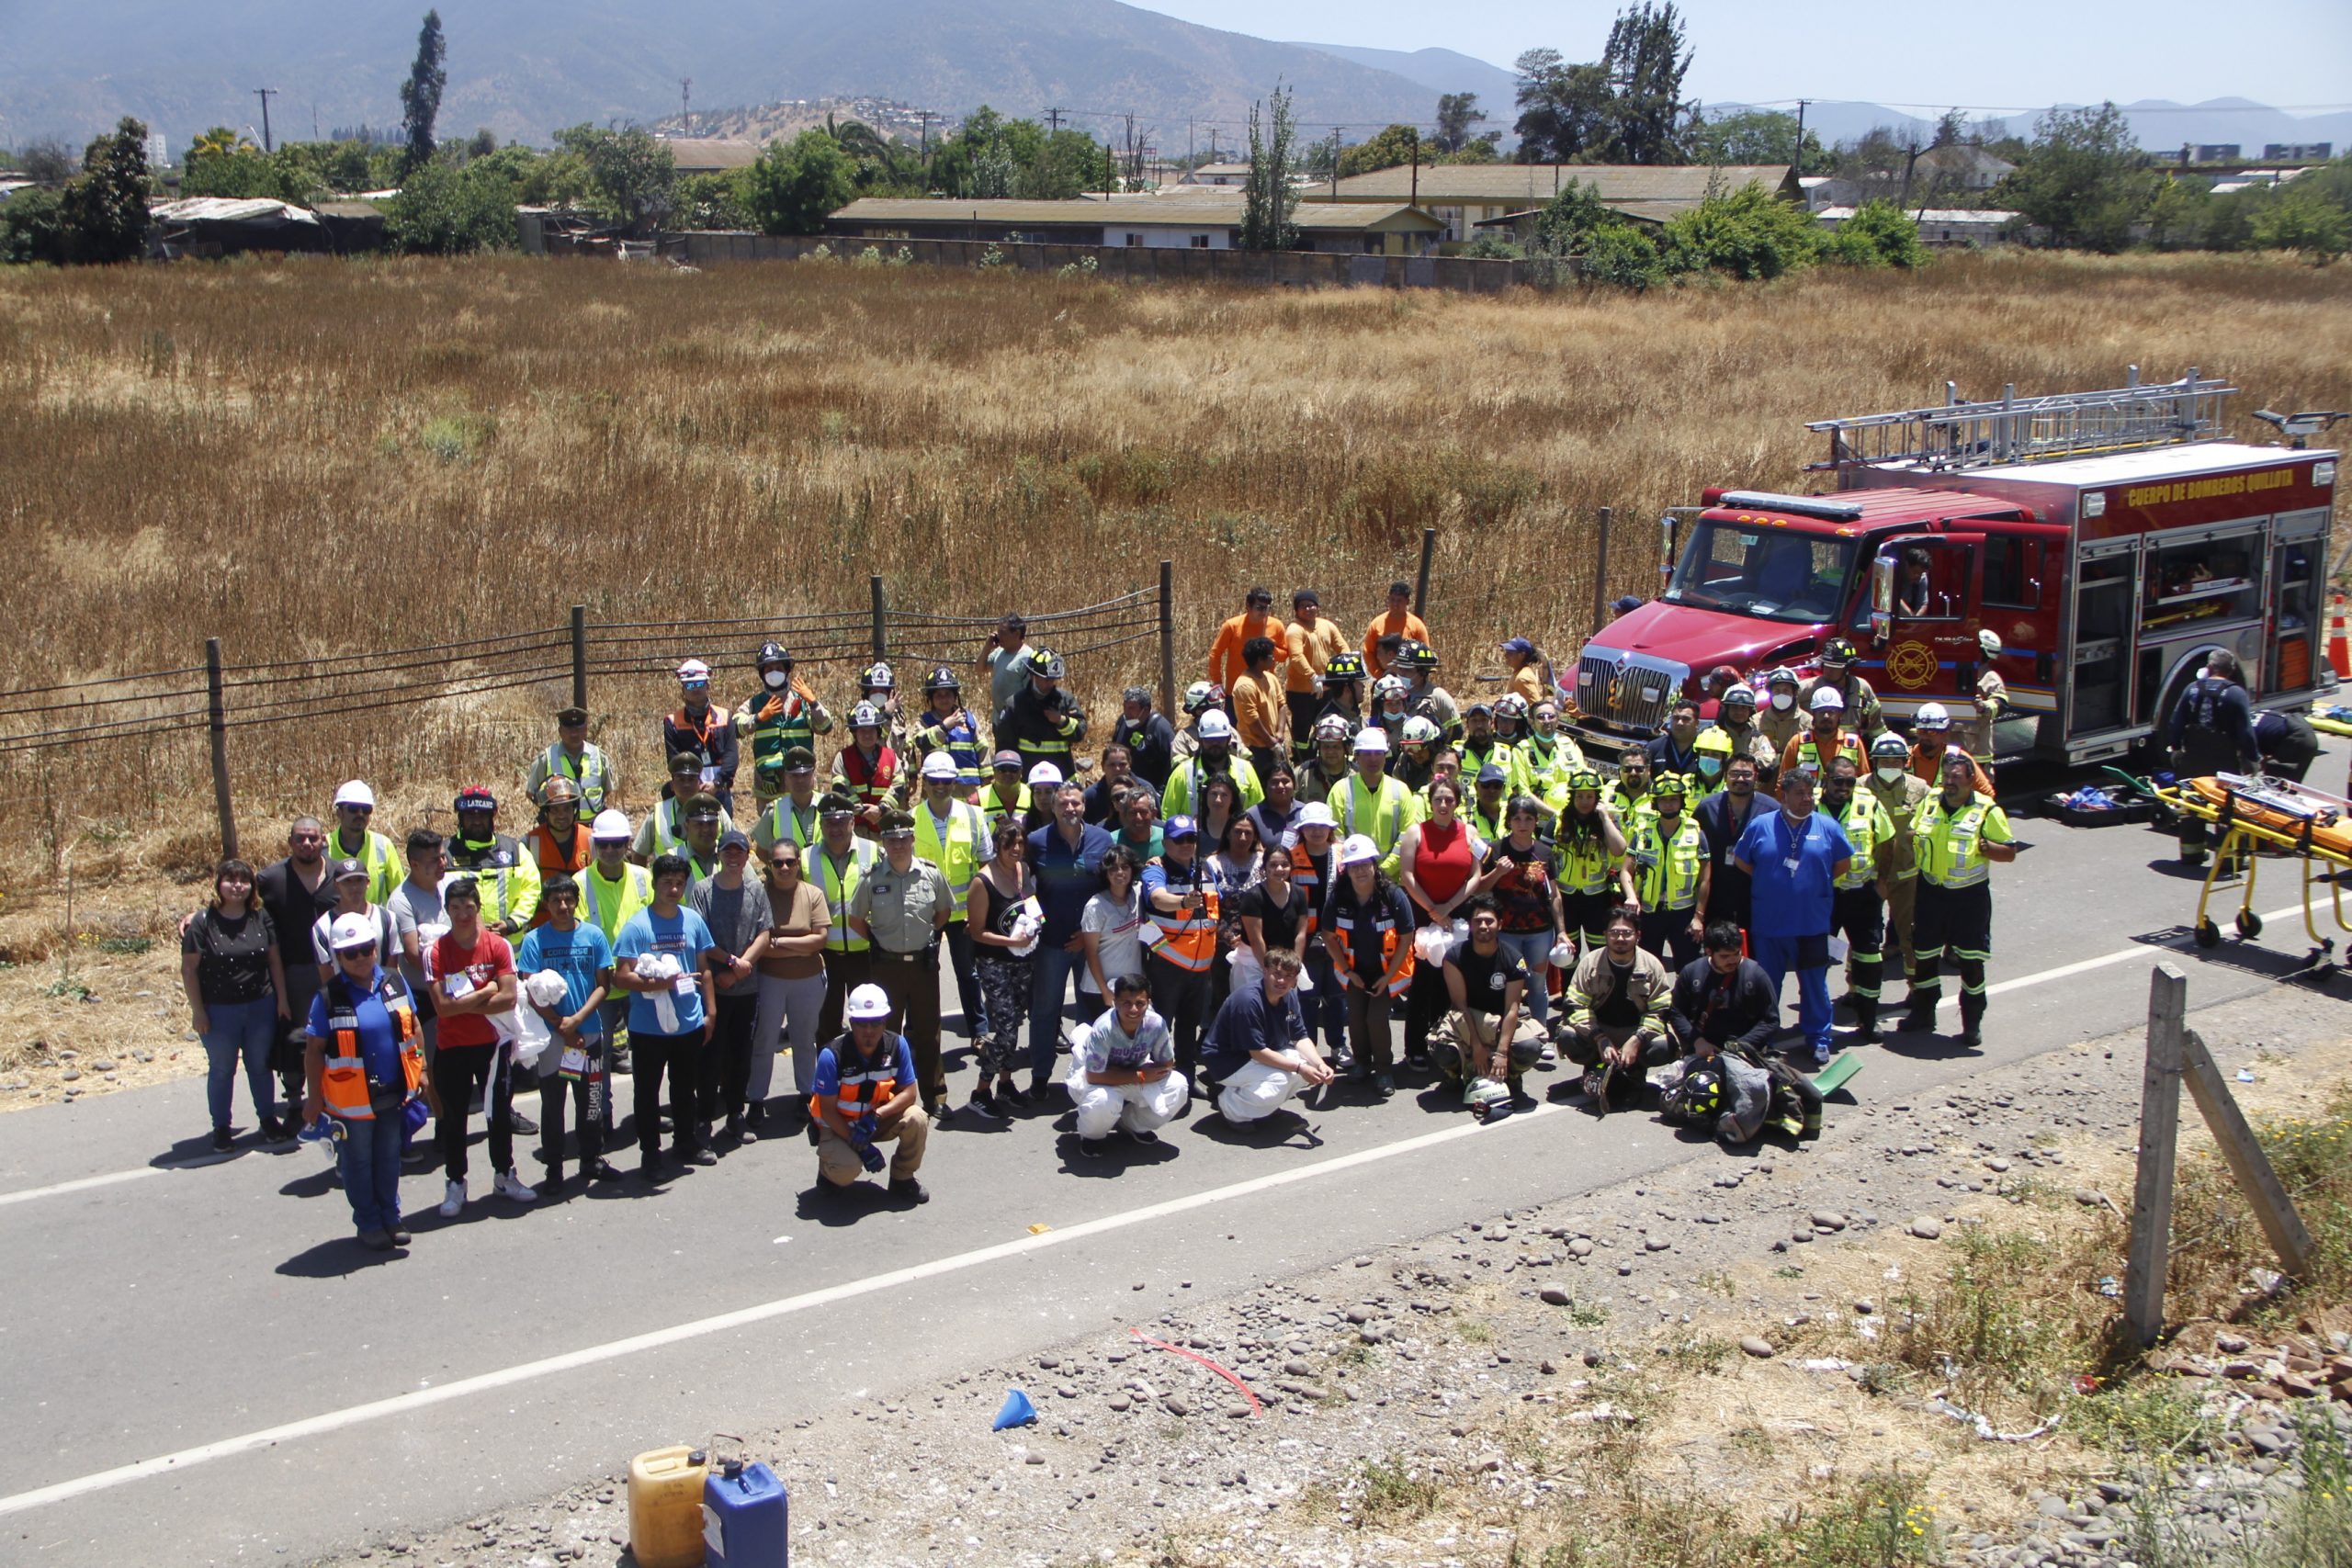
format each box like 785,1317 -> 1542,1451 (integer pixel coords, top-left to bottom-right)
920,751 -> 959,781
1337,833 -> 1380,867
1163,815 -> 1200,841
333,779 -> 376,809
718,828 -> 751,852
991,750 -> 1023,772
591,808 -> 632,840
1476,762 -> 1508,785
1196,710 -> 1235,742
1026,761 -> 1064,789
1351,728 -> 1389,754
845,983 -> 892,1021
330,856 -> 368,883
1498,637 -> 1536,657
1296,801 -> 1337,829
675,659 -> 711,682
328,912 -> 379,952
1611,594 -> 1643,615
1808,687 -> 1846,713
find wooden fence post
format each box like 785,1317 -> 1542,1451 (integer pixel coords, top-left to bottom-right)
2123,962 -> 2188,1347
1589,505 -> 1614,637
1413,528 -> 1436,617
1159,560 -> 1176,721
869,576 -> 887,663
570,604 -> 588,712
205,637 -> 237,860
2180,1030 -> 2318,1280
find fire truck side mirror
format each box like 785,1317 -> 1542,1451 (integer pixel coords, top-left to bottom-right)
1871,555 -> 1895,616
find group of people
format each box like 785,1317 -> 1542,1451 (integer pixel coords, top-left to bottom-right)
177,585 -> 2018,1251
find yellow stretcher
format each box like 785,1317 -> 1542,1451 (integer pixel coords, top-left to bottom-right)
2154,773 -> 2352,965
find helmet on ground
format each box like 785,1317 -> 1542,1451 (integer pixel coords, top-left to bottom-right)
1675,1065 -> 1725,1122
863,661 -> 895,691
454,785 -> 497,814
1722,682 -> 1757,708
1823,637 -> 1859,665
1313,713 -> 1353,743
1808,687 -> 1846,714
755,641 -> 790,669
1028,649 -> 1067,680
1374,673 -> 1409,701
1871,731 -> 1910,760
1324,651 -> 1367,683
1916,703 -> 1952,731
1183,681 -> 1222,715
538,777 -> 582,807
850,702 -> 885,729
1402,715 -> 1441,746
925,664 -> 961,694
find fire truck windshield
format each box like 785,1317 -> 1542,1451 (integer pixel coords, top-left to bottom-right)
1662,521 -> 1860,625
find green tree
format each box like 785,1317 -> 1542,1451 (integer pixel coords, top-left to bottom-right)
386,154 -> 516,254
1659,179 -> 1818,278
1821,198 -> 1928,266
1338,123 -> 1421,178
744,130 -> 856,235
1530,178 -> 1612,253
2143,176 -> 2211,250
676,171 -> 754,229
1239,84 -> 1299,252
1688,108 -> 1830,174
2001,102 -> 2157,253
1578,221 -> 1667,288
1600,2 -> 1694,164
1511,48 -> 1611,163
58,118 -> 152,263
17,139 -> 77,186
0,186 -> 68,263
1433,94 -> 1498,156
552,125 -> 676,227
1929,108 -> 1968,149
399,9 -> 447,174
2249,184 -> 2348,261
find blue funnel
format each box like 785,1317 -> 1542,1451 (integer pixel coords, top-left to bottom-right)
991,1389 -> 1038,1430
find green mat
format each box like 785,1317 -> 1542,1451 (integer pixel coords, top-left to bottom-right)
1810,1049 -> 1866,1097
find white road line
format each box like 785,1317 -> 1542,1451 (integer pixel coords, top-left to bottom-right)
0,900 -> 2315,1517
0,1167 -> 166,1209
0,1104 -> 1550,1517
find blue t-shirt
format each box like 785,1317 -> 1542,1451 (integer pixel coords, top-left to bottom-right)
1026,821 -> 1115,946
304,967 -> 406,1104
1735,808 -> 1854,939
614,906 -> 717,1037
1201,981 -> 1309,1086
514,921 -> 615,1039
810,1034 -> 919,1103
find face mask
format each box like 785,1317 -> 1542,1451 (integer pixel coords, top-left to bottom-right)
1875,764 -> 1905,784
763,669 -> 788,690
1770,692 -> 1794,712
1697,758 -> 1724,780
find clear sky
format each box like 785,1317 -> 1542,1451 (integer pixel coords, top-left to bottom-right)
1134,0 -> 2352,114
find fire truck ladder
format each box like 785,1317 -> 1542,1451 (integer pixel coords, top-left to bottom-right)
1805,367 -> 2236,472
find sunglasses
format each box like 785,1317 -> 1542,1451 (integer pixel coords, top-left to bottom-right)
338,944 -> 378,959
339,804 -> 373,815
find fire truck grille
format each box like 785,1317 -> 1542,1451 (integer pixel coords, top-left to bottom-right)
1575,653 -> 1681,733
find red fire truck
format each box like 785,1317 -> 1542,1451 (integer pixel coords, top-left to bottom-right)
1569,372 -> 2340,766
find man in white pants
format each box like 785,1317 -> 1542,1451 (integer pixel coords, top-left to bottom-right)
1201,948 -> 1331,1125
1067,973 -> 1187,1156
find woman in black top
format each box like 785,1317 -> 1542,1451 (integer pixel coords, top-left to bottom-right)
179,858 -> 292,1151
966,821 -> 1036,1117
1239,850 -> 1311,973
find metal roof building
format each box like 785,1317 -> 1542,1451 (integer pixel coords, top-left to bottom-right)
827,196 -> 1444,254
1306,162 -> 1798,242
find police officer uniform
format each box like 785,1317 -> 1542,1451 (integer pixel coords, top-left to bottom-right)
847,810 -> 956,1111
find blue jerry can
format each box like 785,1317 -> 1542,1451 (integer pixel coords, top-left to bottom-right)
703,1459 -> 788,1567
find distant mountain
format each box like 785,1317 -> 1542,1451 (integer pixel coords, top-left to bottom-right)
0,0 -> 1439,151
1283,43 -> 1520,111
1711,96 -> 2350,158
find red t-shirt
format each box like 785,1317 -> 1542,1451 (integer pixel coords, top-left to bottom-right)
424,929 -> 515,1050
1414,818 -> 1478,907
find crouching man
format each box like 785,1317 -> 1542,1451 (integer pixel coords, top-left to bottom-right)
1662,923 -> 1819,1142
809,983 -> 930,1206
1201,949 -> 1331,1127
1430,896 -> 1544,1116
1068,973 -> 1187,1156
1556,905 -> 1672,1111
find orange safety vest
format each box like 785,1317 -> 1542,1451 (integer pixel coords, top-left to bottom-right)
1287,844 -> 1329,935
1328,894 -> 1415,996
809,1038 -> 901,1124
1146,864 -> 1221,972
523,822 -> 594,929
319,974 -> 423,1122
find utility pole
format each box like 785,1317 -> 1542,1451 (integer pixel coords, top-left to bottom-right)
253,87 -> 277,152
1408,125 -> 1419,209
1329,128 -> 1342,200
680,78 -> 692,138
311,103 -> 320,141
1793,98 -> 1809,171
1046,107 -> 1065,134
917,109 -> 935,162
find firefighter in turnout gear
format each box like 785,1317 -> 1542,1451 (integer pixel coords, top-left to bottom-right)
663,659 -> 738,815
447,786 -> 542,937
858,662 -> 914,771
1819,755 -> 1896,1042
735,642 -> 832,814
1903,749 -> 2017,1049
521,777 -> 594,930
832,702 -> 900,837
1863,730 -> 1930,987
994,648 -> 1086,777
1799,637 -> 1883,739
1295,713 -> 1357,806
910,665 -> 989,799
1758,667 -> 1806,765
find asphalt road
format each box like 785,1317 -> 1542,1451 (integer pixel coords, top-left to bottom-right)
5,753 -> 2350,1567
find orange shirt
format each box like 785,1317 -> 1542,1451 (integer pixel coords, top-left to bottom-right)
1208,612 -> 1290,691
1363,609 -> 1430,676
1286,616 -> 1351,694
1232,671 -> 1286,750
1908,742 -> 1993,795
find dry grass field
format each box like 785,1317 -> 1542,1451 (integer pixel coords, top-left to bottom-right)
0,248 -> 2347,963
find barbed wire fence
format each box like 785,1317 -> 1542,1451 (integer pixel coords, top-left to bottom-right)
0,567 -> 1183,871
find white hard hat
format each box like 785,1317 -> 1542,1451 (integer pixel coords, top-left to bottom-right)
1807,687 -> 1846,713
590,808 -> 633,840
845,983 -> 892,1021
1916,703 -> 1951,729
1351,728 -> 1390,754
675,658 -> 711,682
333,779 -> 376,809
328,912 -> 379,952
1978,628 -> 2003,657
920,751 -> 960,781
1026,761 -> 1064,788
1337,833 -> 1381,867
1196,710 -> 1236,742
1297,801 -> 1337,829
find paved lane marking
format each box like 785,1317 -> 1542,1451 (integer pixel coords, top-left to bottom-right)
0,1167 -> 167,1209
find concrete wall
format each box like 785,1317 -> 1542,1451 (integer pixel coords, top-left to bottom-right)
676,231 -> 1526,291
